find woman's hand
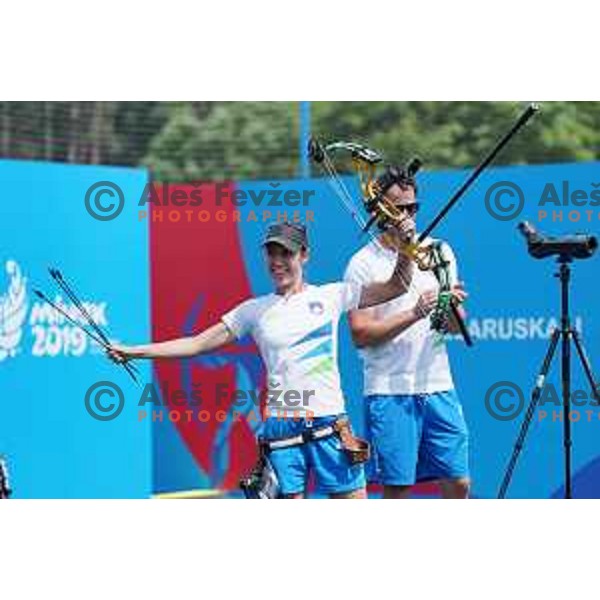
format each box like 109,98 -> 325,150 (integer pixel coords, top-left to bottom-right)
106,344 -> 131,365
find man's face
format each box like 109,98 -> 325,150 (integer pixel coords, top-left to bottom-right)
264,242 -> 307,292
385,183 -> 417,215
384,183 -> 418,239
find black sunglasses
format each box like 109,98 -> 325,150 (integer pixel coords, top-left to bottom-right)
396,202 -> 420,216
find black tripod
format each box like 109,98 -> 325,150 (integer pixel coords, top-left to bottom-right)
498,256 -> 599,499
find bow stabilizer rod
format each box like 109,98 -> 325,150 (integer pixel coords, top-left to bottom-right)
418,103 -> 540,243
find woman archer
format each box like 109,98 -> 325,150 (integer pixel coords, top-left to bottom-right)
107,220 -> 414,499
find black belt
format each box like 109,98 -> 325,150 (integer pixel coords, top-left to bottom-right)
260,423 -> 336,452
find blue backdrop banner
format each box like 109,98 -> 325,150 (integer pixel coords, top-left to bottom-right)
0,160 -> 151,498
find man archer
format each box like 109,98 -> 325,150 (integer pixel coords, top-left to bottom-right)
344,164 -> 471,499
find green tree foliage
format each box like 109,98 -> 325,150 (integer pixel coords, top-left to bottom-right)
144,101 -> 600,180
145,102 -> 298,182
1,101 -> 599,181
312,101 -> 600,170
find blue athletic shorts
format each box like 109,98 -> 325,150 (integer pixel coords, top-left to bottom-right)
260,414 -> 366,496
365,390 -> 469,486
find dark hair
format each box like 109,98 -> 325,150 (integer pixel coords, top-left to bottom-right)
376,158 -> 421,197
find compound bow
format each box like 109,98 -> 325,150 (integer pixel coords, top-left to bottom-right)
309,102 -> 540,347
308,137 -> 467,344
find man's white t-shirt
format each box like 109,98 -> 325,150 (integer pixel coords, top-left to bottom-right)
221,283 -> 362,417
344,238 -> 457,396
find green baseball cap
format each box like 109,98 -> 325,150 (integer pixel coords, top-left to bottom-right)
263,222 -> 308,253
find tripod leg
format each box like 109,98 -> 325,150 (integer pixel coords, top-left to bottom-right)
497,328 -> 561,498
562,324 -> 572,499
571,329 -> 600,405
